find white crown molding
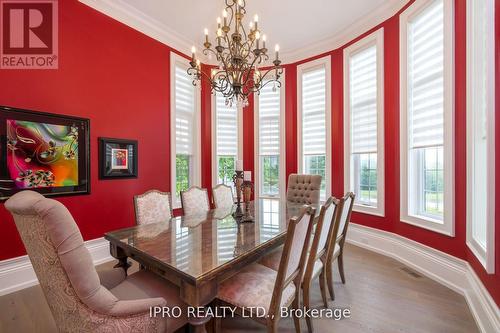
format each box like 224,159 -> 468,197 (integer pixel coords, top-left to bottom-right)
347,223 -> 500,333
79,0 -> 409,65
280,0 -> 408,63
0,237 -> 112,296
78,0 -> 204,61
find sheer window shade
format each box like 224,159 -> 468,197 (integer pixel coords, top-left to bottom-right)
302,68 -> 326,155
350,45 -> 378,154
175,66 -> 196,155
408,0 -> 445,149
216,93 -> 238,156
258,82 -> 280,155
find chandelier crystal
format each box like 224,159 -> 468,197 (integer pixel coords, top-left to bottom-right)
188,0 -> 283,107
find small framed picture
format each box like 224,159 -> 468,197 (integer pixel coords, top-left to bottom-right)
99,138 -> 137,179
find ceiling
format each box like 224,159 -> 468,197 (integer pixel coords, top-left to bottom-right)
80,0 -> 407,63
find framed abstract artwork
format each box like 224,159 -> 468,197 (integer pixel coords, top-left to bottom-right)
0,105 -> 90,200
98,137 -> 138,179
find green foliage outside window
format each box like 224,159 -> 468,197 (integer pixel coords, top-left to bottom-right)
218,156 -> 235,185
176,154 -> 190,196
358,153 -> 378,204
305,155 -> 326,193
261,155 -> 279,196
423,147 -> 444,216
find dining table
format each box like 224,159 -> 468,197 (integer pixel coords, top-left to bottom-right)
105,199 -> 320,332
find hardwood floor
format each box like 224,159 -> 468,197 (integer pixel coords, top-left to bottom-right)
0,244 -> 479,333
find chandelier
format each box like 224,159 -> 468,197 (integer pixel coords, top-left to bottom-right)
188,0 -> 283,107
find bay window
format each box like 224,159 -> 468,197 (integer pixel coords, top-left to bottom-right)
170,52 -> 201,207
344,29 -> 385,216
255,76 -> 285,198
466,0 -> 495,273
400,0 -> 454,235
297,56 -> 332,201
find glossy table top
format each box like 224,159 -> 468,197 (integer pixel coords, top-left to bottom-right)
105,199 -> 319,283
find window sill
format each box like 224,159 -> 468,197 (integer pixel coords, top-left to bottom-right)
400,214 -> 454,237
353,204 -> 385,217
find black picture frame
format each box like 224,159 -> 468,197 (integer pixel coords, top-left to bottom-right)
98,137 -> 138,179
0,105 -> 90,200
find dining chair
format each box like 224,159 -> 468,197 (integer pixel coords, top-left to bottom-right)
326,192 -> 355,300
180,186 -> 210,215
5,190 -> 187,333
216,206 -> 316,333
212,184 -> 234,208
286,174 -> 322,205
259,196 -> 344,333
134,189 -> 173,225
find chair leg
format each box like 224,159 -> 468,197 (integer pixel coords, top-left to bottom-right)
292,297 -> 302,333
325,264 -> 335,301
338,252 -> 346,284
267,318 -> 278,333
318,272 -> 329,308
303,281 -> 313,333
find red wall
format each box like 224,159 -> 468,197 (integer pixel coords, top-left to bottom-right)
0,0 -> 178,260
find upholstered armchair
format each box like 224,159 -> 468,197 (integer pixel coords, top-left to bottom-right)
180,186 -> 210,215
212,184 -> 234,208
134,190 -> 173,225
5,191 -> 187,333
286,174 -> 322,205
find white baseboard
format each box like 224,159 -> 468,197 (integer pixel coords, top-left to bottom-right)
0,237 -> 113,297
346,223 -> 500,333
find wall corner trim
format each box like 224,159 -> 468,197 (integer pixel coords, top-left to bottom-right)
0,237 -> 113,297
346,223 -> 500,333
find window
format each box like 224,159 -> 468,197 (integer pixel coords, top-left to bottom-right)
344,29 -> 385,216
466,0 -> 495,273
297,56 -> 332,201
213,92 -> 241,191
170,52 -> 200,207
255,76 -> 285,198
400,0 -> 454,235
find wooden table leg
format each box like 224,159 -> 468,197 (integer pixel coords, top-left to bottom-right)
188,312 -> 211,333
110,244 -> 131,275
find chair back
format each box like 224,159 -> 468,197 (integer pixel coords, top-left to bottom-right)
308,197 -> 342,266
4,191 -> 129,332
269,206 -> 315,315
180,186 -> 210,215
337,192 -> 355,244
212,184 -> 234,208
286,174 -> 322,205
134,190 -> 173,225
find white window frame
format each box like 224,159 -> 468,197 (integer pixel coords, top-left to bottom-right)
297,56 -> 332,201
254,71 -> 287,199
211,93 -> 243,187
170,52 -> 201,208
343,28 -> 385,217
399,0 -> 455,235
466,0 -> 495,273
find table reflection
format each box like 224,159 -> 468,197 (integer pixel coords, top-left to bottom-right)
108,198 -> 317,280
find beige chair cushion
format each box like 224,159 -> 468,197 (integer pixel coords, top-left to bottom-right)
286,174 -> 322,205
218,263 -> 296,314
110,270 -> 187,332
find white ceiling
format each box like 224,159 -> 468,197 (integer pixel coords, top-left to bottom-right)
80,0 -> 408,63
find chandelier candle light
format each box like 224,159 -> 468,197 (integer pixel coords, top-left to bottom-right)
188,0 -> 283,107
